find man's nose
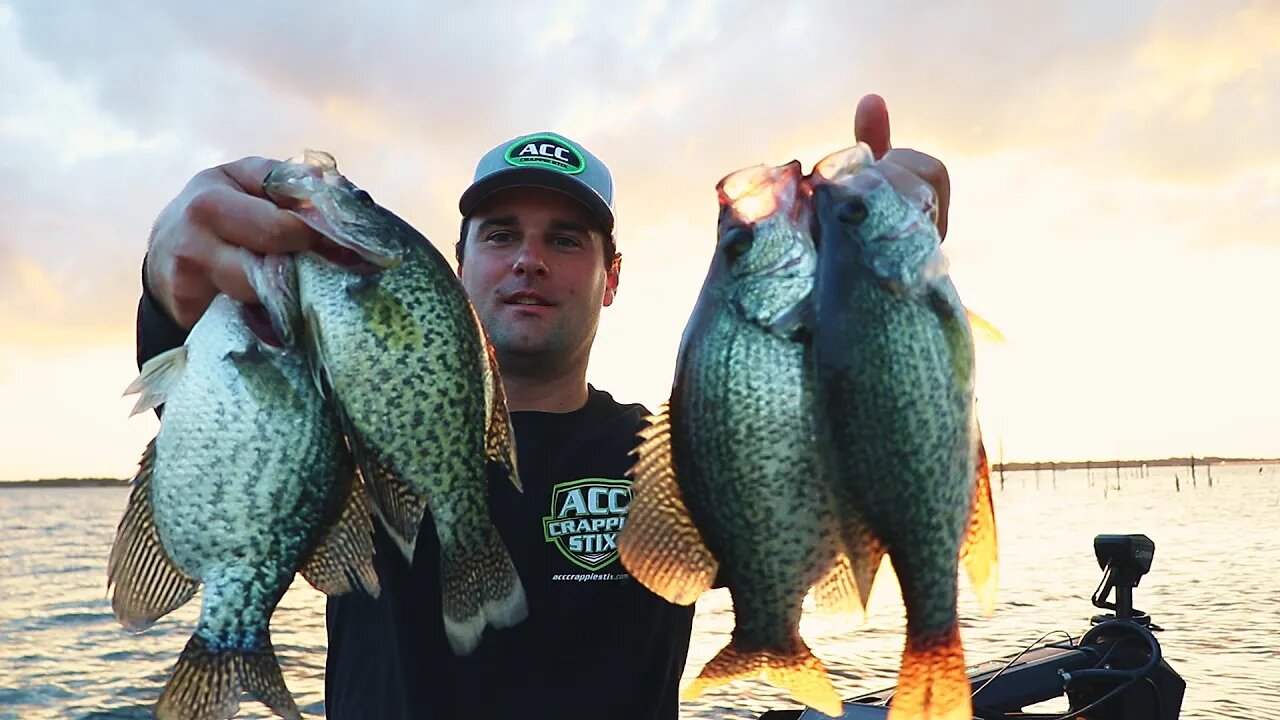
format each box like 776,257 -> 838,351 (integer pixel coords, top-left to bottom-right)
512,241 -> 549,276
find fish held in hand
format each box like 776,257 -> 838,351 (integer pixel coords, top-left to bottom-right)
619,160 -> 849,717
263,150 -> 526,656
807,142 -> 999,720
110,256 -> 379,720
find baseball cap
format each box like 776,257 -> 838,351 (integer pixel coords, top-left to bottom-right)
459,131 -> 615,235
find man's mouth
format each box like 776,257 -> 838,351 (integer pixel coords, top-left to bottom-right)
504,291 -> 554,307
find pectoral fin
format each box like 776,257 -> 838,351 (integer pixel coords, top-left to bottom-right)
124,347 -> 188,416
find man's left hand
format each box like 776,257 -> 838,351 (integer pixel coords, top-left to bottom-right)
853,93 -> 951,241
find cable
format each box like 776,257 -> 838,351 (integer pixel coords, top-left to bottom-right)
1042,620 -> 1164,720
1062,620 -> 1162,684
1042,679 -> 1138,720
971,629 -> 1078,700
1143,676 -> 1165,718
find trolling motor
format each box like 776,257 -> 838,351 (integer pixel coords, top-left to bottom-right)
764,533 -> 1184,720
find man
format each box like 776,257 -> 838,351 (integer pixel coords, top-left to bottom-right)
135,94 -> 950,719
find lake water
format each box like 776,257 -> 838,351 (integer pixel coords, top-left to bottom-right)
2,465 -> 1278,719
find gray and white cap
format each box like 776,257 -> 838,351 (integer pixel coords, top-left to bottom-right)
459,131 -> 615,234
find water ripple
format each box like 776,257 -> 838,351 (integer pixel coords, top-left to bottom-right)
1,474 -> 1278,719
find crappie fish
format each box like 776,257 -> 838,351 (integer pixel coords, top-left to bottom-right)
262,150 -> 527,655
110,256 -> 379,720
618,161 -> 851,716
807,143 -> 998,720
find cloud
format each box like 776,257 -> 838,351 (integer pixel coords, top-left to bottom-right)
2,0 -> 1279,471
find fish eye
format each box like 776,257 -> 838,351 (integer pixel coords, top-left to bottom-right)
720,226 -> 754,264
837,198 -> 868,225
352,189 -> 375,207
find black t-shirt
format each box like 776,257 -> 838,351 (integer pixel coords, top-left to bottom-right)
135,281 -> 696,720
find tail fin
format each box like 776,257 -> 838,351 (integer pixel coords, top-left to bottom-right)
887,625 -> 971,720
155,634 -> 300,720
682,640 -> 843,718
440,525 -> 528,655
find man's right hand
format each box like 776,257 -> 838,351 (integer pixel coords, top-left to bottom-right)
144,156 -> 321,329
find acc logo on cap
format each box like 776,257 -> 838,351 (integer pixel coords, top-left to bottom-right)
504,134 -> 586,175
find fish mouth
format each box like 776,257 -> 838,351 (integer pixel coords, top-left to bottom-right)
243,254 -> 300,348
240,304 -> 290,350
717,160 -> 807,226
263,150 -> 404,271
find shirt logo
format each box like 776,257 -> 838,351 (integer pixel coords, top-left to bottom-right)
542,478 -> 630,571
504,134 -> 587,175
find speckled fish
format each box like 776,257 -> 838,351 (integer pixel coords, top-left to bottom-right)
262,151 -> 527,655
618,161 -> 852,716
109,256 -> 380,720
806,143 -> 999,720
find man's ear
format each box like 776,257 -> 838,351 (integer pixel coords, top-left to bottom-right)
603,252 -> 621,307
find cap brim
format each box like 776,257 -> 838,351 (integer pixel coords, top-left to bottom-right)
459,167 -> 614,234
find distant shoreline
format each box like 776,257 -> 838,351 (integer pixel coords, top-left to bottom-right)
4,456 -> 1279,486
0,478 -> 129,488
992,457 -> 1280,472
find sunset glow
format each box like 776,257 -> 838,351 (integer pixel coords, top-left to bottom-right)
2,1 -> 1277,481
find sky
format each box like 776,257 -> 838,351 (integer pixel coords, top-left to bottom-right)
1,0 -> 1277,481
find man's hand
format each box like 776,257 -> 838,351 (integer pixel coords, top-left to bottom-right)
854,94 -> 951,241
144,157 -> 321,329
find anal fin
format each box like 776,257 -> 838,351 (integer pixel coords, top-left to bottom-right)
107,439 -> 199,631
810,551 -> 865,622
843,511 -> 887,613
300,464 -> 381,598
960,435 -> 999,615
346,424 -> 430,563
616,402 -> 718,605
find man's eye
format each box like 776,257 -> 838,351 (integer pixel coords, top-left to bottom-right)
553,235 -> 583,248
486,231 -> 516,244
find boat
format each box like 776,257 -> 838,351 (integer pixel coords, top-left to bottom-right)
757,534 -> 1185,720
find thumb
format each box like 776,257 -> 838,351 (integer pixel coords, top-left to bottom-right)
854,94 -> 892,160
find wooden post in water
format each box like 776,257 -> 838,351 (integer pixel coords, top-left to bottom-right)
998,437 -> 1005,490
1035,461 -> 1041,489
1190,455 -> 1197,487
1207,463 -> 1213,487
1175,473 -> 1180,492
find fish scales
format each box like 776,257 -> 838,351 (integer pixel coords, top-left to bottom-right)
264,150 -> 527,656
619,161 -> 848,716
111,277 -> 380,720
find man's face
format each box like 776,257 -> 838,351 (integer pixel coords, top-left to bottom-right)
458,186 -> 619,375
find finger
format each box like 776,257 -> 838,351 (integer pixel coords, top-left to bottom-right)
884,148 -> 950,240
209,242 -> 264,305
854,94 -> 892,160
185,184 -> 319,256
216,156 -> 283,199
